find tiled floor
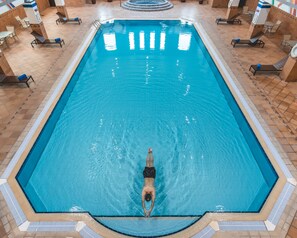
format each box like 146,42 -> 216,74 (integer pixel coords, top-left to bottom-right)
1,1 -> 297,237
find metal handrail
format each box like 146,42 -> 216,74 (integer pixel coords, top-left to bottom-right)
92,20 -> 100,29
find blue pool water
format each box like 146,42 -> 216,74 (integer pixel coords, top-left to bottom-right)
17,20 -> 278,236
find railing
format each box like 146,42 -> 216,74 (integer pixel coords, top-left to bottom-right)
92,19 -> 100,29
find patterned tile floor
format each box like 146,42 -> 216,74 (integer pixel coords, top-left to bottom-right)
1,1 -> 297,237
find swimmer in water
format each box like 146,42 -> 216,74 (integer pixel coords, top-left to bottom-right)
142,148 -> 156,217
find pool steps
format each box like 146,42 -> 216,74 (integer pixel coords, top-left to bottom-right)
121,0 -> 173,11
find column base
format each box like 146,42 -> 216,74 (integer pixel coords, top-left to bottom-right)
226,7 -> 240,20
56,6 -> 69,19
281,57 -> 297,82
30,22 -> 48,39
249,24 -> 264,39
0,53 -> 14,76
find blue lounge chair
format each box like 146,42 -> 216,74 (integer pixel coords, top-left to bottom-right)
31,31 -> 65,48
0,74 -> 35,88
56,12 -> 82,25
249,56 -> 289,75
231,33 -> 265,48
216,14 -> 242,25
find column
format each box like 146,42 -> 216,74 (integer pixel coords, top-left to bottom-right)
249,1 -> 271,38
0,51 -> 14,76
23,0 -> 48,39
226,0 -> 240,19
281,45 -> 297,82
211,0 -> 229,8
55,0 -> 69,19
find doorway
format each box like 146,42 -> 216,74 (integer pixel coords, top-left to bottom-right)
49,0 -> 56,7
239,0 -> 246,7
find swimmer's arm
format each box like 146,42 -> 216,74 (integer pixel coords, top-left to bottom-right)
147,189 -> 156,217
142,189 -> 149,216
146,201 -> 154,217
142,189 -> 145,209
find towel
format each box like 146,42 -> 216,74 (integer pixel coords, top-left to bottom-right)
256,64 -> 261,70
55,38 -> 61,43
18,74 -> 27,81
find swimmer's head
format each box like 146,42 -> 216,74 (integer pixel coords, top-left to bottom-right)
145,193 -> 152,202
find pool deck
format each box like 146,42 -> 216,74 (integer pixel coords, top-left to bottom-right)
0,1 -> 297,238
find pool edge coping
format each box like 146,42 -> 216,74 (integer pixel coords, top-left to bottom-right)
0,17 -> 296,238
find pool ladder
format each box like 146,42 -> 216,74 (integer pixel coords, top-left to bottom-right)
92,20 -> 100,29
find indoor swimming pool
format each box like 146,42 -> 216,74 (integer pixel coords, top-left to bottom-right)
15,20 -> 279,237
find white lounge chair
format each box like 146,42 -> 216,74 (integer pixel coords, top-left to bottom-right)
0,39 -> 7,50
15,16 -> 30,29
6,26 -> 18,40
267,20 -> 281,34
242,6 -> 249,14
281,35 -> 291,48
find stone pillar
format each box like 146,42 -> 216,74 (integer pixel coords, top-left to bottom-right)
30,22 -> 48,38
226,0 -> 240,19
249,1 -> 271,38
226,7 -> 240,19
55,0 -> 69,18
0,51 -> 14,76
281,46 -> 297,82
249,24 -> 265,38
23,0 -> 48,39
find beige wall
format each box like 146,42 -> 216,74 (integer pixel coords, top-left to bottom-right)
246,0 -> 297,39
267,6 -> 297,39
0,5 -> 26,31
0,0 -> 49,31
35,0 -> 85,10
0,54 -> 14,76
210,0 -> 229,8
0,0 -> 86,31
65,0 -> 85,7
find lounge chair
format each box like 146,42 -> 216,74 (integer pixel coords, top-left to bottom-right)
56,12 -> 82,25
0,74 -> 34,88
6,26 -> 18,41
31,31 -> 65,48
281,35 -> 291,48
231,33 -> 265,48
15,16 -> 30,29
249,56 -> 289,75
265,20 -> 281,35
0,39 -> 7,50
216,14 -> 241,25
